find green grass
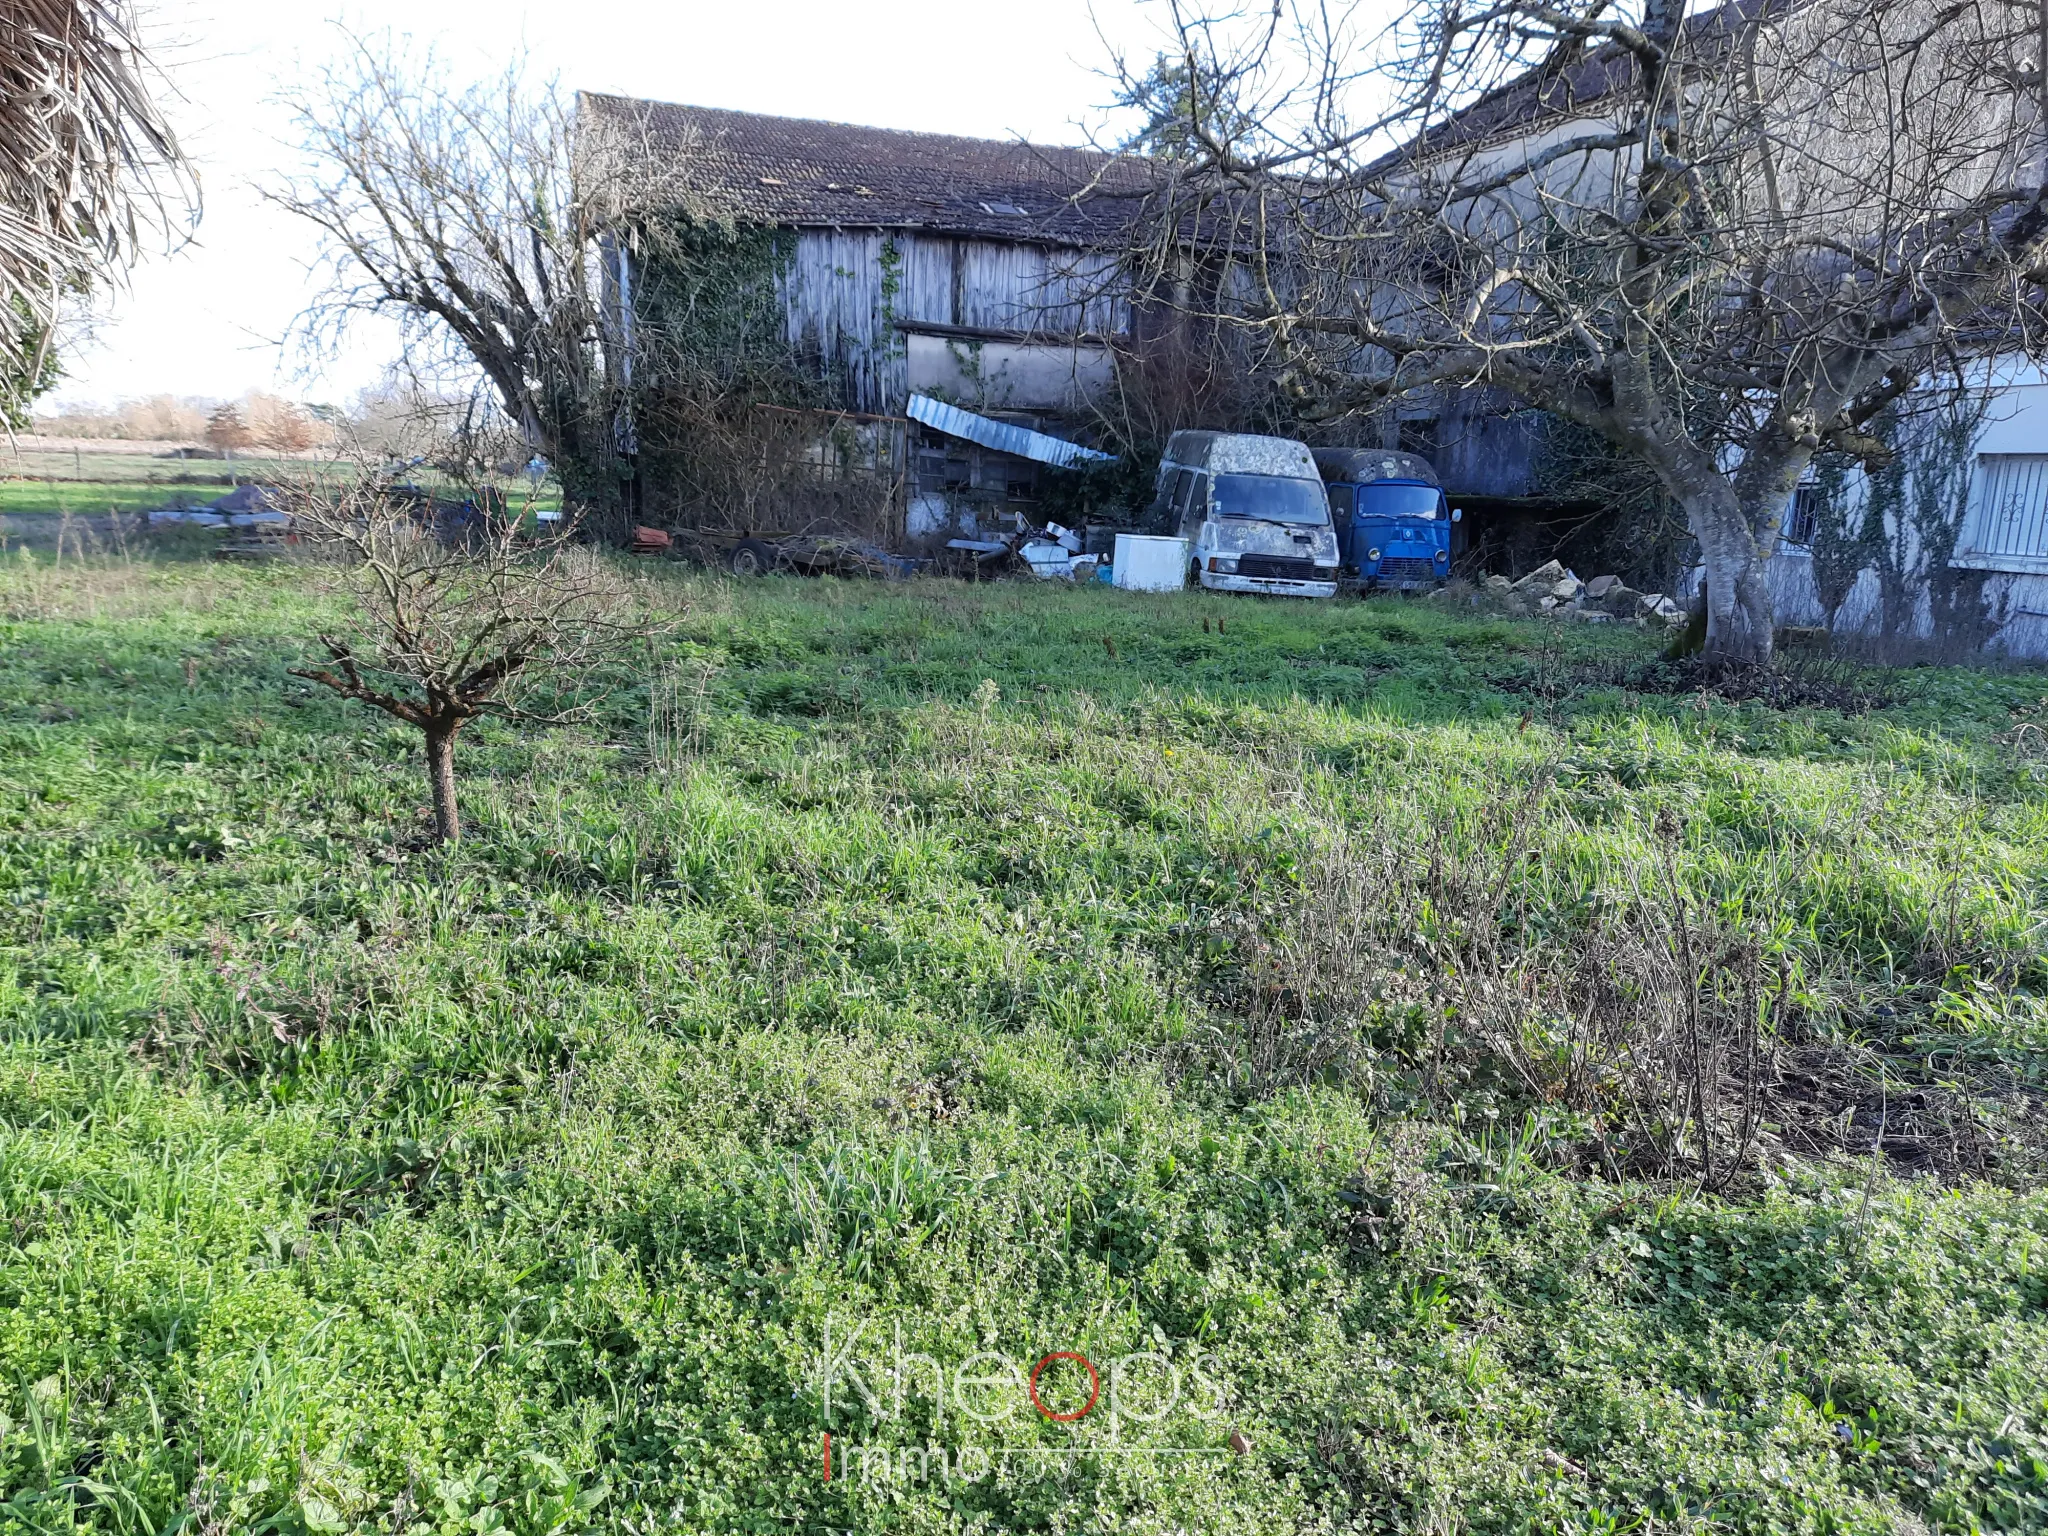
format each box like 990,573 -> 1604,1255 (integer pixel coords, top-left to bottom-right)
2,557 -> 2046,1534
0,480 -> 220,515
0,448 -> 563,519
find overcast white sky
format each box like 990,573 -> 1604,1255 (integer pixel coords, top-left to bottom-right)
51,0 -> 1169,410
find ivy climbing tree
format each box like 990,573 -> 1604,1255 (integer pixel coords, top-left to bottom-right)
270,35 -> 659,527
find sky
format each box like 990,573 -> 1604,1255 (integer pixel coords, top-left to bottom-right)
49,0 -> 1170,411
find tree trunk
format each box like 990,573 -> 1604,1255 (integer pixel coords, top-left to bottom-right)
1684,482 -> 1776,665
424,722 -> 462,844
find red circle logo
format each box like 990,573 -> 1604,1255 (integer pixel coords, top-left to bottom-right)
1028,1352 -> 1100,1421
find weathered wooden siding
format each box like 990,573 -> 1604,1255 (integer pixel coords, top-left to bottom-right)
778,231 -> 1128,415
1435,391 -> 1543,498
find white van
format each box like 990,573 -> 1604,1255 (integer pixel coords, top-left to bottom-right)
1152,431 -> 1341,598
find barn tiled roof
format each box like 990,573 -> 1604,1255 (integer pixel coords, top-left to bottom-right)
1372,0 -> 1771,172
578,94 -> 1159,245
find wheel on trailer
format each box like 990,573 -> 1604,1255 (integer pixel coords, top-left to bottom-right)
727,538 -> 777,577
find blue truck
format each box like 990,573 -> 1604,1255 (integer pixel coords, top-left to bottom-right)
1312,449 -> 1462,590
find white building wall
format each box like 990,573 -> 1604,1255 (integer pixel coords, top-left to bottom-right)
1763,364 -> 2048,660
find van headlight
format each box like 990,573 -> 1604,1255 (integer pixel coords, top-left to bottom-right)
1434,548 -> 1449,564
1365,546 -> 1382,563
1207,555 -> 1237,573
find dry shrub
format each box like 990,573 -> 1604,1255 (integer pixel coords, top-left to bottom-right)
0,0 -> 187,354
1181,767 -> 2034,1188
638,392 -> 903,539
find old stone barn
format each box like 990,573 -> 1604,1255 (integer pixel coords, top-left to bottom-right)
578,94 -> 1159,543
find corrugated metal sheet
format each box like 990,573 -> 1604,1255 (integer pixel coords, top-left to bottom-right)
907,394 -> 1113,467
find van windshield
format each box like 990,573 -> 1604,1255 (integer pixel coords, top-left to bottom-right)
1211,473 -> 1330,526
1356,482 -> 1443,519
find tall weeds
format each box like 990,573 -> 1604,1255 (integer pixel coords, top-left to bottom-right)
1185,748 -> 2024,1188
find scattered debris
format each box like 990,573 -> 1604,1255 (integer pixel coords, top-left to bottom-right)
1017,540 -> 1101,581
1020,540 -> 1073,576
1511,558 -> 1567,592
945,518 -> 1113,581
148,483 -> 291,534
628,526 -> 673,556
668,529 -> 927,579
1111,533 -> 1187,592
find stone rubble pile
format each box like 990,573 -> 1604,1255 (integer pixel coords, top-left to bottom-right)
1444,560 -> 1688,627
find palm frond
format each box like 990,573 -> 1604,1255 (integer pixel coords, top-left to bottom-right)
0,0 -> 185,343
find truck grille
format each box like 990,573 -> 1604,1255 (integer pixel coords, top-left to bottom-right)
1237,554 -> 1322,580
1376,556 -> 1439,582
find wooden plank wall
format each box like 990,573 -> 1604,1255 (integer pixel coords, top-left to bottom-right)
779,232 -> 1127,415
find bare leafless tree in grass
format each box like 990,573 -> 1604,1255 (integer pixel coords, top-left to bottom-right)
1115,0 -> 2048,663
267,35 -> 672,522
290,487 -> 653,844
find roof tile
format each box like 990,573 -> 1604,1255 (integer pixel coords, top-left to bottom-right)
578,94 -> 1157,245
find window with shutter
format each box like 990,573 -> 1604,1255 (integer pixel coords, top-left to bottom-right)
1955,456 -> 2048,574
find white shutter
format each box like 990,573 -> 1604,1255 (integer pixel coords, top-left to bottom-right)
1956,456 -> 2048,575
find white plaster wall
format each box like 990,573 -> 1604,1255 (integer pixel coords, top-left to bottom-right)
905,334 -> 1116,413
1760,363 -> 2048,659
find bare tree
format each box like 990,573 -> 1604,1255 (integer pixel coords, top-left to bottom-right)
289,488 -> 650,844
268,35 -> 627,518
1116,0 -> 2048,663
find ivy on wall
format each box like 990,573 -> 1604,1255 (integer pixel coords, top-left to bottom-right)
625,215 -> 841,525
629,216 -> 809,395
1804,387 -> 2000,653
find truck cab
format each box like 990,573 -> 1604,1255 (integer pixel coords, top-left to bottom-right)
1153,431 -> 1340,599
1312,449 -> 1461,589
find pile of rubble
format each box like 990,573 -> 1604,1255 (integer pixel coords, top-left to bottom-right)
144,483 -> 289,530
1464,560 -> 1687,627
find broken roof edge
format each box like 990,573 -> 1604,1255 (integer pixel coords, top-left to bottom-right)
907,394 -> 1116,468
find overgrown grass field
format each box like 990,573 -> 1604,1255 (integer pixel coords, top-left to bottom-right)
3,554 -> 2046,1534
0,443 -> 563,521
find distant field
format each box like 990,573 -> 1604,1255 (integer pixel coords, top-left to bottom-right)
4,436 -> 335,492
0,439 -> 561,518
